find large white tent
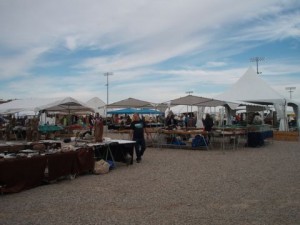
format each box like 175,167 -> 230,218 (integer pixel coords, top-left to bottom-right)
35,97 -> 94,114
215,67 -> 299,131
0,97 -> 94,125
166,94 -> 265,128
86,97 -> 106,116
0,98 -> 61,115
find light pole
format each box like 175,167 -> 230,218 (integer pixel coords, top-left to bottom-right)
104,72 -> 113,118
285,87 -> 296,99
250,57 -> 265,74
186,91 -> 193,113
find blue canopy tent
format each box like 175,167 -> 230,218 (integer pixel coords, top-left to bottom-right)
107,108 -> 163,115
139,108 -> 164,114
107,108 -> 137,115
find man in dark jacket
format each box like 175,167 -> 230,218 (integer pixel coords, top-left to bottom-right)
202,113 -> 214,131
202,113 -> 214,144
130,113 -> 148,163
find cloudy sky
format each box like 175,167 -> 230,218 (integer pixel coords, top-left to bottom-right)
0,0 -> 300,105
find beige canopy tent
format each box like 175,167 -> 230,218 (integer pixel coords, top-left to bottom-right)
106,97 -> 168,113
168,95 -> 228,108
106,98 -> 154,108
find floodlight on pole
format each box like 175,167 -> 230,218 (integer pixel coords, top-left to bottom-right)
285,87 -> 296,99
250,57 -> 265,74
104,72 -> 113,117
186,91 -> 193,95
185,91 -> 193,113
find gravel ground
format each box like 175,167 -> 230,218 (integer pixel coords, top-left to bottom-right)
0,139 -> 299,225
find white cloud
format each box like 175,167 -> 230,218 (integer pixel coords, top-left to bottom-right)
65,36 -> 78,51
230,10 -> 300,42
0,47 -> 49,78
0,0 -> 299,102
205,62 -> 227,68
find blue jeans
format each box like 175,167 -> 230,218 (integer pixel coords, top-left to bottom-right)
134,138 -> 146,160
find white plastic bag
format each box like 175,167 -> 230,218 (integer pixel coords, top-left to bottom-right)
94,159 -> 110,174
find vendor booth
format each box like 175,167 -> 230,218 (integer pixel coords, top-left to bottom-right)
215,67 -> 300,131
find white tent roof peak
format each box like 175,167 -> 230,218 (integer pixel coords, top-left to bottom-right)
86,97 -> 105,108
0,97 -> 62,115
216,67 -> 286,104
35,97 -> 94,113
86,97 -> 106,116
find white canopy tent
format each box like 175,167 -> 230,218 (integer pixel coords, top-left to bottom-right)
165,94 -> 263,127
286,99 -> 300,129
35,97 -> 95,114
0,97 -> 94,125
167,95 -> 228,128
215,67 -> 299,131
85,97 -> 106,116
0,98 -> 61,115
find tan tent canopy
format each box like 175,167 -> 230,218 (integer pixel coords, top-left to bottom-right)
107,97 -> 155,109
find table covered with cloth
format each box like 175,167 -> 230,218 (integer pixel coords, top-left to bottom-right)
0,156 -> 47,193
247,130 -> 273,147
0,148 -> 94,194
38,125 -> 64,134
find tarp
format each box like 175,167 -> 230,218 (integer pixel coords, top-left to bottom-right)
35,97 -> 95,114
107,108 -> 163,115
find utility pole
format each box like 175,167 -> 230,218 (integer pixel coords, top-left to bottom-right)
285,87 -> 296,99
104,72 -> 113,118
250,57 -> 265,74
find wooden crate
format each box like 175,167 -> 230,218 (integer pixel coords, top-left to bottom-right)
273,131 -> 299,142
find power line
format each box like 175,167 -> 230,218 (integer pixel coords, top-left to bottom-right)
250,57 -> 265,74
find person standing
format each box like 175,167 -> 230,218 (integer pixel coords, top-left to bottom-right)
202,113 -> 214,132
130,113 -> 148,163
202,113 -> 214,144
165,111 -> 177,129
94,113 -> 104,142
88,114 -> 94,133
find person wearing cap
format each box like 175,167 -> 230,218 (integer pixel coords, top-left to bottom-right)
130,113 -> 148,163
